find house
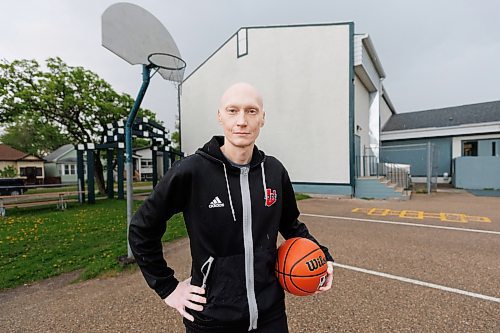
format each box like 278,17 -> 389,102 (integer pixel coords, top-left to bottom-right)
180,23 -> 400,197
134,147 -> 172,181
44,144 -> 80,183
381,100 -> 500,189
45,144 -> 111,184
134,147 -> 154,181
0,144 -> 45,185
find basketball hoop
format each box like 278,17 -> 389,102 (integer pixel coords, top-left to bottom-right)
147,53 -> 186,71
147,53 -> 186,81
101,2 -> 186,259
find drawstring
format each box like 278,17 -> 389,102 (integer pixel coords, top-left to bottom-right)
261,163 -> 267,200
222,161 -> 267,222
201,256 -> 214,289
222,163 -> 237,222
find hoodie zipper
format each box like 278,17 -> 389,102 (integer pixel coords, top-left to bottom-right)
240,166 -> 259,331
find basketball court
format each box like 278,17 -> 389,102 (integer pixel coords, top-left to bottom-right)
0,191 -> 497,332
290,191 -> 500,332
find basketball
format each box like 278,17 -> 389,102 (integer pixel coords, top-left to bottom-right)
275,237 -> 328,296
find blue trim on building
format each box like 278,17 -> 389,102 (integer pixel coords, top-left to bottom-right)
454,157 -> 500,189
348,22 -> 356,195
382,137 -> 451,177
293,182 -> 353,196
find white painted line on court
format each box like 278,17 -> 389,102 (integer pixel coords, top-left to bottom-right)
301,213 -> 500,235
334,262 -> 500,303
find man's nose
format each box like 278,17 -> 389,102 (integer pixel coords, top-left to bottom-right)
236,110 -> 247,126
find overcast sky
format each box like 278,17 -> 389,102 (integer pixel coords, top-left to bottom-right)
1,0 -> 499,132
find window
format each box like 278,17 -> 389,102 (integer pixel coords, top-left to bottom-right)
63,164 -> 76,175
36,167 -> 42,176
20,167 -> 26,177
237,28 -> 248,57
493,142 -> 497,156
141,160 -> 153,168
463,141 -> 478,156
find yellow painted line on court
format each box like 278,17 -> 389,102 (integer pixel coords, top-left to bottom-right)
352,207 -> 491,223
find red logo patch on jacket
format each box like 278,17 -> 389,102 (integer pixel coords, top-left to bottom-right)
265,188 -> 277,207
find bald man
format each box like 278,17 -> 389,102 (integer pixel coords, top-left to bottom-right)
129,83 -> 334,333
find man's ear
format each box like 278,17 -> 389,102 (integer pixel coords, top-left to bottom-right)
217,109 -> 222,124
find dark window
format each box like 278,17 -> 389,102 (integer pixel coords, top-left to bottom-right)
463,141 -> 478,156
493,142 -> 497,156
36,168 -> 42,176
20,167 -> 26,176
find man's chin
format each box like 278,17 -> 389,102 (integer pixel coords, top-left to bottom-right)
227,137 -> 255,149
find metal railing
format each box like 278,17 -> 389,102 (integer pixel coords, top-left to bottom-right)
356,155 -> 411,189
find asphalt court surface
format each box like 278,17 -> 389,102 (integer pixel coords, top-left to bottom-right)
296,191 -> 500,332
0,190 -> 498,332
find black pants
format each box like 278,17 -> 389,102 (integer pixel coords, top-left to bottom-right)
185,314 -> 289,333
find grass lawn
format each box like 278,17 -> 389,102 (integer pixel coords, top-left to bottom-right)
0,193 -> 310,291
0,199 -> 185,290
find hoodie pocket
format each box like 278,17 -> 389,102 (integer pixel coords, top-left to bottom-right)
198,249 -> 282,323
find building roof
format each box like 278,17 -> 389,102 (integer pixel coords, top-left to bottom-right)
44,144 -> 74,162
0,144 -> 34,161
354,33 -> 386,79
382,100 -> 500,132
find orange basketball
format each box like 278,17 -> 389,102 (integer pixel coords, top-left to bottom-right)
275,237 -> 328,296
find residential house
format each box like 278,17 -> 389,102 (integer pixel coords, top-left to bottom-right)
0,144 -> 44,184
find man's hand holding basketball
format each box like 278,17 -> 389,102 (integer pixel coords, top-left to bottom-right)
316,261 -> 334,293
164,277 -> 206,322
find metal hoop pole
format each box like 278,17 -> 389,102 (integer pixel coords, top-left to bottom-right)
126,64 -> 151,259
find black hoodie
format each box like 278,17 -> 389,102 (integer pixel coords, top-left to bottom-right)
129,136 -> 333,332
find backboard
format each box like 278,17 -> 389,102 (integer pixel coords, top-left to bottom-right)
102,2 -> 184,82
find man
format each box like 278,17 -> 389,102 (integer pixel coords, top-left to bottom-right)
129,82 -> 334,333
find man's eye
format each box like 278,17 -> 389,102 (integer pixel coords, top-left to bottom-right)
248,109 -> 257,114
227,108 -> 237,113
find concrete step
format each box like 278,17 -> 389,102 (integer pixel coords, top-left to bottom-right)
355,177 -> 411,200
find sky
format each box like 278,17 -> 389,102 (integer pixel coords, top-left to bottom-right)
1,0 -> 499,132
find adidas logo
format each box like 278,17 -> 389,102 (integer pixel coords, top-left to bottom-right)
208,196 -> 225,208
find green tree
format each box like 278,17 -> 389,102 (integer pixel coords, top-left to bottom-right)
0,165 -> 17,178
0,57 -> 161,193
0,115 -> 67,156
170,114 -> 180,149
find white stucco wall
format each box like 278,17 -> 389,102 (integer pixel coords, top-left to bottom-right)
354,75 -> 370,155
181,24 -> 352,184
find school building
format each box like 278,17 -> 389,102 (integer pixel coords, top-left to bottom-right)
180,22 -> 407,198
381,100 -> 500,190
